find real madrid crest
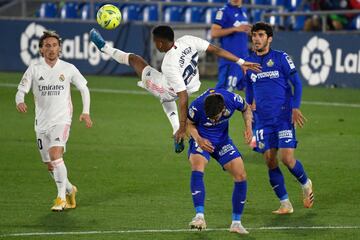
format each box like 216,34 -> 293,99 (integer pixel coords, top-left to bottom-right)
59,74 -> 65,82
266,59 -> 274,67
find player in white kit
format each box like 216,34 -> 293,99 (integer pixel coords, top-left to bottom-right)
90,26 -> 260,153
15,31 -> 93,211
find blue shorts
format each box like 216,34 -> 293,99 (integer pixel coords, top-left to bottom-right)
215,63 -> 245,91
254,119 -> 297,153
188,138 -> 242,167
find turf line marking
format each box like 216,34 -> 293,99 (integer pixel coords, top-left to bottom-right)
1,226 -> 360,237
1,83 -> 360,108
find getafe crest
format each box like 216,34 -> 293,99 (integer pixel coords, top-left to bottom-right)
266,59 -> 274,67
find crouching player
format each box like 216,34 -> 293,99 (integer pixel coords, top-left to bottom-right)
186,88 -> 252,234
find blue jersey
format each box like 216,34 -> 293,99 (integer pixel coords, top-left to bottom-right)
213,3 -> 249,66
244,49 -> 302,123
187,88 -> 246,145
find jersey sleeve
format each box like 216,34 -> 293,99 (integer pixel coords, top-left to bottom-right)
70,65 -> 88,89
231,92 -> 246,112
181,35 -> 210,53
243,71 -> 254,105
162,60 -> 187,93
212,7 -> 227,28
187,101 -> 199,123
280,52 -> 297,77
18,65 -> 34,93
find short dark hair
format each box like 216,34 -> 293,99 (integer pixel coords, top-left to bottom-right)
204,94 -> 225,118
152,25 -> 174,42
251,22 -> 273,37
39,30 -> 61,48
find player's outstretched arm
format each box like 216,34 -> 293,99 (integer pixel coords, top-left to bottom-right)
206,44 -> 261,72
187,119 -> 214,153
241,104 -> 253,144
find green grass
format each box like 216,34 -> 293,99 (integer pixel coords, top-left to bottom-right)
1,71 -> 360,239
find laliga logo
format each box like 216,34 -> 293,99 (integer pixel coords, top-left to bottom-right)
20,22 -> 46,66
300,36 -> 332,86
20,22 -> 112,66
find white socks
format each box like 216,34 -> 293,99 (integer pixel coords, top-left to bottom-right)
161,101 -> 180,135
51,158 -> 68,200
195,213 -> 204,218
65,179 -> 73,194
102,44 -> 130,66
48,172 -> 73,194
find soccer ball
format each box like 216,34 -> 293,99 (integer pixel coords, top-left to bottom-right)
96,4 -> 122,30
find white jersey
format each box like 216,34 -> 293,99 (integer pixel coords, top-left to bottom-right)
161,35 -> 210,94
17,58 -> 88,132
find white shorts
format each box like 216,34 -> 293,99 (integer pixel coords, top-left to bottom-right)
138,66 -> 178,102
35,124 -> 70,163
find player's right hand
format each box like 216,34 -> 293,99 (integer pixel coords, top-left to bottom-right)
235,24 -> 251,33
16,103 -> 27,113
197,137 -> 214,153
242,61 -> 262,73
243,127 -> 253,145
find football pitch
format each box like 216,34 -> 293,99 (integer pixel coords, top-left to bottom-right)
0,71 -> 359,239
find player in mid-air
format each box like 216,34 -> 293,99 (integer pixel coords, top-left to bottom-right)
89,25 -> 260,153
244,22 -> 314,214
186,88 -> 252,234
15,30 -> 93,211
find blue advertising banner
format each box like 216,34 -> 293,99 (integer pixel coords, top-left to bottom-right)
0,19 -> 359,88
0,19 -> 151,75
272,32 -> 360,88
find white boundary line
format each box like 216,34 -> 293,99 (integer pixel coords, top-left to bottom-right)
1,226 -> 359,237
1,83 -> 360,108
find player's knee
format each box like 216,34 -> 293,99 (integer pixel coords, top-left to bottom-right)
129,54 -> 147,66
48,146 -> 64,161
281,156 -> 296,168
265,158 -> 278,169
190,158 -> 207,172
233,171 -> 247,181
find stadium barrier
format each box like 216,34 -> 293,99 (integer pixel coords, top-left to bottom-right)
0,19 -> 151,75
0,19 -> 359,88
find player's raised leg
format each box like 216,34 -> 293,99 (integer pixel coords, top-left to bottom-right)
224,157 -> 249,234
89,28 -> 148,78
188,153 -> 207,230
90,28 -> 185,153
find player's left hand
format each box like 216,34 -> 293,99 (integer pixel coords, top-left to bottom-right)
243,127 -> 253,145
292,108 -> 307,128
242,61 -> 262,73
79,113 -> 93,128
